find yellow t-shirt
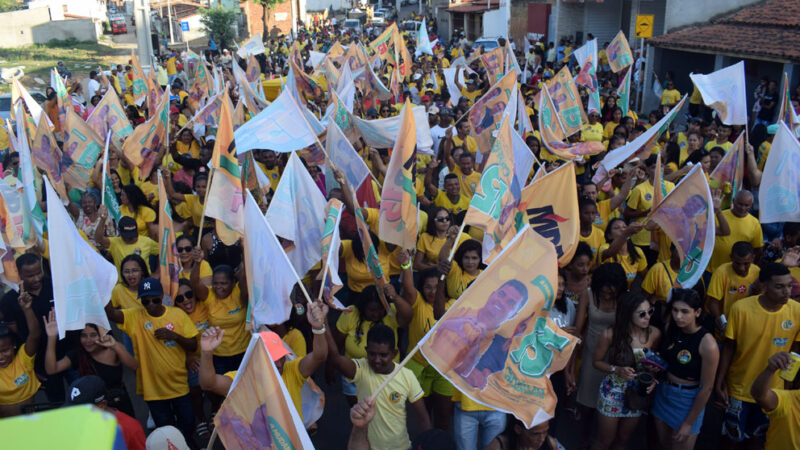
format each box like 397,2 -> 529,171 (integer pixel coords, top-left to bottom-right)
284,328 -> 307,359
166,56 -> 177,76
758,141 -> 772,171
593,198 -> 619,230
416,232 -> 470,265
641,261 -> 678,302
446,261 -> 480,299
0,344 -> 40,405
603,121 -> 620,140
433,190 -> 470,215
453,389 -> 495,411
452,166 -> 481,198
119,306 -> 198,401
348,358 -> 424,450
578,226 -> 605,257
581,123 -> 604,143
597,243 -> 648,288
176,140 -> 200,159
119,204 -> 156,237
705,140 -> 733,152
336,304 -> 399,360
179,260 -> 212,285
452,134 -> 478,155
626,179 -> 675,246
709,210 -> 763,273
0,126 -> 9,151
111,284 -> 141,310
724,296 -> 800,402
186,302 -> 209,356
108,236 -> 160,271
660,89 -> 681,106
689,85 -> 703,105
707,262 -> 760,318
409,293 -> 455,365
178,194 -> 205,228
206,284 -> 249,357
460,89 -> 482,104
765,389 -> 800,450
341,240 -> 383,294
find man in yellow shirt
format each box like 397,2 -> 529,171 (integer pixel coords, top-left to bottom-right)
95,216 -> 160,273
641,243 -> 681,304
660,80 -> 681,107
751,352 -> 800,450
426,165 -> 470,215
577,199 -> 605,257
105,277 -> 199,442
707,241 -> 760,333
452,120 -> 478,156
716,263 -> 800,448
709,190 -> 763,274
624,155 -> 675,263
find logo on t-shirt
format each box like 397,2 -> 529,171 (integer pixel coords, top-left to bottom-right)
774,337 -> 789,347
782,320 -> 794,331
165,322 -> 175,331
738,285 -> 747,294
134,248 -> 142,255
677,349 -> 692,365
644,193 -> 652,201
144,321 -> 153,331
389,391 -> 401,403
14,373 -> 29,386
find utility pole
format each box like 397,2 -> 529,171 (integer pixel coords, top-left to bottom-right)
167,0 -> 175,44
134,0 -> 154,71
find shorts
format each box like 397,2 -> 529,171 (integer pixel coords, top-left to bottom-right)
342,377 -> 357,396
652,381 -> 704,434
187,369 -> 199,388
406,359 -> 454,397
213,352 -> 245,375
723,397 -> 770,441
597,374 -> 642,418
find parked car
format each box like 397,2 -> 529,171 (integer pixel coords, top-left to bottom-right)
343,19 -> 363,35
0,91 -> 47,122
111,16 -> 127,34
472,37 -> 502,52
402,20 -> 421,34
371,11 -> 385,26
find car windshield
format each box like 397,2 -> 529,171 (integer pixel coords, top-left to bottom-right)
0,98 -> 10,111
404,22 -> 417,31
476,41 -> 498,50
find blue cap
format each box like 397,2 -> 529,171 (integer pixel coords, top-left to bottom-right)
138,277 -> 163,299
767,123 -> 779,135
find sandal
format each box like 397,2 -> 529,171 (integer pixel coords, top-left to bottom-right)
196,421 -> 210,437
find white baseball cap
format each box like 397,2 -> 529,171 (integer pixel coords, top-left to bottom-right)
146,426 -> 190,450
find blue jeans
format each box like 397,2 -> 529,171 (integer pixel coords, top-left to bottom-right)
146,393 -> 195,443
453,403 -> 507,450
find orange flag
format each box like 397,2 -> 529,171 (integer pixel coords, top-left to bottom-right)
30,112 -> 67,199
157,172 -> 180,300
479,47 -> 505,85
467,71 -> 517,156
122,87 -> 169,181
128,50 -> 149,106
420,227 -> 578,428
378,101 -> 417,249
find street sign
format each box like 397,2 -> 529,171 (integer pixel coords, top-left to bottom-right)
635,14 -> 654,38
180,21 -> 189,32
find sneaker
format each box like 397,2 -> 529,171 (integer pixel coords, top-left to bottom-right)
196,421 -> 210,437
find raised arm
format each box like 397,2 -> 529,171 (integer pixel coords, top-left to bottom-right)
608,167 -> 636,212
97,331 -> 138,371
199,327 -> 232,396
443,128 -> 455,171
712,189 -> 730,237
18,291 -> 40,357
94,206 -> 112,249
161,170 -> 186,203
297,301 -> 329,378
190,247 -> 210,301
600,222 -> 643,261
333,168 -> 359,217
391,250 -> 414,328
751,351 -> 792,412
43,309 -> 71,374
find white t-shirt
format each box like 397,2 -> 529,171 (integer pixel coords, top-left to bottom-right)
429,124 -> 451,156
87,78 -> 101,100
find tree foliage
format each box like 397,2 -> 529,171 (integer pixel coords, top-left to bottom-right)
198,5 -> 238,50
0,0 -> 27,13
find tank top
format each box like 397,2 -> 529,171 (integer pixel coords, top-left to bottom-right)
663,327 -> 708,382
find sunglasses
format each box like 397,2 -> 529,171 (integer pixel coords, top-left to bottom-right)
637,307 -> 655,319
141,296 -> 162,307
434,217 -> 451,223
177,246 -> 193,253
174,291 -> 195,304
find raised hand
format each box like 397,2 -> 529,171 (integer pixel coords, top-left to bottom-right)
200,326 -> 225,352
96,333 -> 117,348
43,308 -> 58,337
306,301 -> 329,331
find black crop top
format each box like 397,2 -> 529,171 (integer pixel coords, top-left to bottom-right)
663,327 -> 708,382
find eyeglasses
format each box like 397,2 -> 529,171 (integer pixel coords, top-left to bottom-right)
637,307 -> 655,319
177,246 -> 193,253
434,217 -> 451,223
141,296 -> 162,307
174,291 -> 194,304
122,269 -> 141,275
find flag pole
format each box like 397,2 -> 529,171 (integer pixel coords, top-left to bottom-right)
206,429 -> 217,450
100,131 -> 112,207
369,343 -> 421,401
196,167 -> 216,247
439,221 -> 467,281
316,262 -> 329,302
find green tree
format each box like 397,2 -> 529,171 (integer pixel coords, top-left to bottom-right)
0,0 -> 27,13
199,5 -> 238,50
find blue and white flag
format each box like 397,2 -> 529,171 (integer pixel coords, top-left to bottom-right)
326,120 -> 370,190
759,122 -> 800,224
234,87 -> 318,154
415,18 -> 433,57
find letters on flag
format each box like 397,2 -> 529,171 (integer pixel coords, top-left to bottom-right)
157,173 -> 180,300
243,191 -> 298,328
607,31 -> 633,73
648,165 -> 715,288
379,102 -> 418,249
236,33 -> 266,58
215,334 -> 313,450
759,122 -> 800,223
546,66 -> 587,138
234,87 -> 318,154
468,71 -> 517,155
122,86 -> 169,181
370,23 -> 399,63
538,87 -> 604,159
45,177 -> 117,339
420,227 -> 578,428
86,88 -> 134,151
265,153 -> 327,276
709,134 -> 744,198
518,162 -> 580,265
690,61 -> 747,125
128,50 -> 149,106
62,109 -> 104,190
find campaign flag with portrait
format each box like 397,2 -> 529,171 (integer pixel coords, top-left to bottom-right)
689,61 -> 747,125
379,102 -> 418,249
85,87 -> 134,151
709,134 -> 744,198
122,87 -> 169,181
467,71 -> 516,156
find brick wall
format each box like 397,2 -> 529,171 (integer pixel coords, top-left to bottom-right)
241,0 -> 294,38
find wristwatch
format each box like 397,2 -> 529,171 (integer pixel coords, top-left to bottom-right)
610,365 -> 617,374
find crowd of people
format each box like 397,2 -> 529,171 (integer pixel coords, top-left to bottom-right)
0,11 -> 799,450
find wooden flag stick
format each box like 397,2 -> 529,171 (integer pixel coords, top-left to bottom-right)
100,131 -> 112,207
196,167 -> 216,247
369,343 -> 421,402
440,221 -> 467,281
206,429 -> 218,450
316,261 -> 329,303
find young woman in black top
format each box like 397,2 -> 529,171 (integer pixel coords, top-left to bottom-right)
652,288 -> 719,449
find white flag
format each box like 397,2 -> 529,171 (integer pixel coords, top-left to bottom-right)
265,153 -> 327,276
573,39 -> 598,72
45,177 -> 117,339
236,33 -> 266,58
326,120 -> 370,189
234,87 -> 318,154
690,61 -> 747,125
415,18 -> 433,57
354,106 -> 434,154
243,191 -> 298,328
759,122 -> 800,224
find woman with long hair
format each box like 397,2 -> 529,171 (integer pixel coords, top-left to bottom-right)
598,218 -> 647,289
439,237 -> 483,300
175,234 -> 211,286
592,292 -> 662,450
652,289 -> 718,450
119,184 -> 157,239
603,107 -> 623,141
414,207 -> 468,271
563,242 -> 593,308
111,254 -> 149,310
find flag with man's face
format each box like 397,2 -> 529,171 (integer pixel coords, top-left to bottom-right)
31,111 -> 67,199
709,134 -> 744,199
85,88 -> 134,151
122,87 -> 169,181
468,71 -> 516,156
379,101 -> 418,249
61,108 -> 104,190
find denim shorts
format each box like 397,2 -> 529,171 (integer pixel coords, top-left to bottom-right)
723,397 -> 770,441
652,381 -> 704,434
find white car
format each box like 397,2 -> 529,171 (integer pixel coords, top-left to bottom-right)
472,37 -> 502,52
0,91 -> 46,122
372,11 -> 385,25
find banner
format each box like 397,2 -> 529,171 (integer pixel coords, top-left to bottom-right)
215,334 -> 313,449
759,122 -> 800,223
62,109 -> 104,190
468,71 -> 517,155
480,47 -> 505,85
709,134 -> 744,198
648,165 -> 715,288
45,177 -> 117,339
690,61 -> 747,125
234,87 -> 318,154
157,173 -> 180,300
243,191 -> 298,328
205,93 -> 244,245
518,162 -> 579,265
607,31 -> 633,73
616,67 -> 632,117
85,88 -> 134,151
122,86 -> 169,181
353,106 -> 433,154
317,199 -> 346,309
265,153 -> 327,276
546,66 -> 587,138
420,227 -> 578,427
128,50 -> 149,106
236,33 -> 266,58
538,86 -> 604,159
326,120 -> 370,190
31,111 -> 67,199
379,102 -> 418,249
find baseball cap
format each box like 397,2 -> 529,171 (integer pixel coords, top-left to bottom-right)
439,107 -> 453,117
146,426 -> 190,450
138,277 -> 164,299
259,331 -> 291,361
420,95 -> 431,102
65,375 -> 106,405
767,123 -> 779,135
428,106 -> 440,115
169,106 -> 179,114
118,216 -> 138,239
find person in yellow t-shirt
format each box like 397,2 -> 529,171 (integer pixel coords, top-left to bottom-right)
95,215 -> 160,273
603,108 -> 622,140
174,129 -> 201,159
581,111 -> 604,143
0,291 -> 41,417
105,277 -> 198,438
707,242 -> 760,333
112,255 -> 150,310
452,120 -> 479,155
198,301 -> 330,424
451,153 -> 481,198
660,81 -> 681,107
578,199 -> 606,257
597,218 -> 648,288
440,236 -> 483,299
425,158 -> 471,216
190,254 -> 249,371
751,351 -> 800,450
414,207 -> 470,271
704,124 -> 733,152
709,190 -> 762,274
254,150 -> 282,192
327,323 -> 431,450
163,170 -> 208,229
641,245 -> 681,304
624,156 -> 676,255
175,235 -> 212,286
119,185 -> 157,239
716,263 -> 800,447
